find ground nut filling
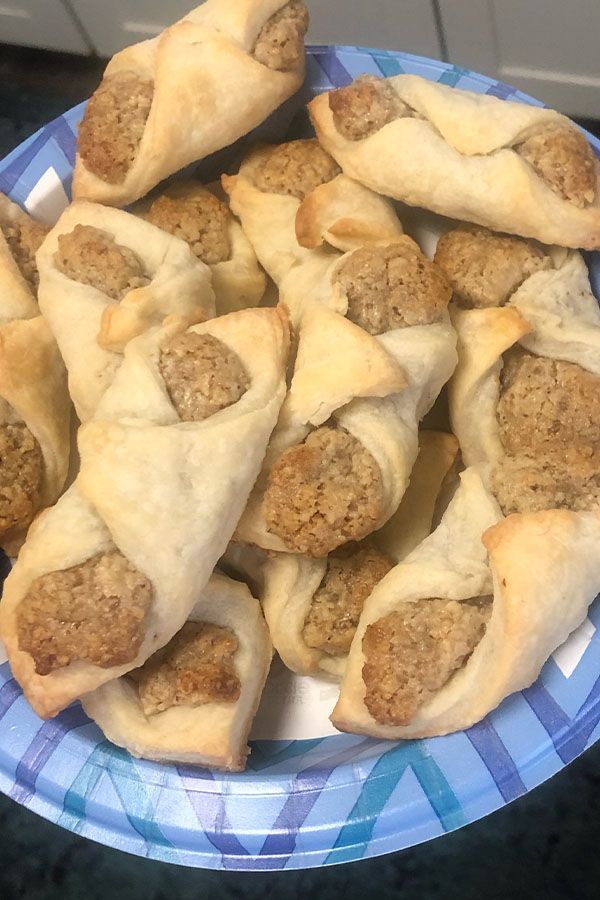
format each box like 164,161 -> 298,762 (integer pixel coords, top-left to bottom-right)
434,226 -> 551,308
263,426 -> 384,557
302,546 -> 392,656
252,139 -> 341,200
363,597 -> 492,726
1,217 -> 50,291
497,351 -> 600,459
252,0 -> 309,71
55,225 -> 150,301
78,71 -> 154,184
329,74 -> 409,141
335,240 -> 451,335
146,193 -> 231,265
517,126 -> 597,207
0,423 -> 43,536
490,455 -> 600,516
17,550 -> 153,676
133,622 -> 241,716
159,332 -> 250,422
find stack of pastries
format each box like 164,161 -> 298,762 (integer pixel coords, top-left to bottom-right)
0,0 -> 599,772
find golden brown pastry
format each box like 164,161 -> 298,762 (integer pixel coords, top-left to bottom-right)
309,74 -> 600,249
448,235 -> 600,467
73,0 -> 309,207
0,307 -> 288,718
332,467 -> 600,739
236,237 -> 457,557
135,180 -> 266,315
37,201 -> 215,423
222,139 -> 405,323
82,573 -> 272,771
259,430 -> 459,679
0,196 -> 70,552
0,194 -> 49,322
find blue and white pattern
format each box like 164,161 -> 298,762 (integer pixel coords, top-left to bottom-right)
0,45 -> 599,871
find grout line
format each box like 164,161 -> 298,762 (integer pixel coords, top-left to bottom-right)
431,0 -> 449,62
60,0 -> 97,56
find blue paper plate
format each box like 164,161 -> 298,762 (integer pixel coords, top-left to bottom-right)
0,45 -> 599,871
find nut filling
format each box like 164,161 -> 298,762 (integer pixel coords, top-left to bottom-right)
133,622 -> 241,716
1,218 -> 50,291
146,193 -> 231,265
363,597 -> 492,726
159,331 -> 250,422
490,456 -> 600,516
302,546 -> 392,656
263,426 -> 384,557
55,225 -> 150,300
336,240 -> 451,335
78,71 -> 154,184
252,139 -> 341,200
329,74 -> 410,141
517,126 -> 597,207
252,0 -> 309,71
497,351 -> 600,460
434,226 -> 551,309
0,423 -> 44,536
17,550 -> 153,676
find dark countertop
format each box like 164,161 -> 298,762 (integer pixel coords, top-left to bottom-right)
1,41 -> 599,900
1,741 -> 599,899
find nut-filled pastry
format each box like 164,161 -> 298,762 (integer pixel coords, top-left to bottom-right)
332,227 -> 600,740
332,467 -> 600,739
37,201 -> 215,422
236,236 -> 457,556
0,307 -> 288,718
260,430 -> 459,679
83,573 -> 272,771
223,138 -> 404,321
135,180 -> 266,315
0,196 -> 70,552
73,0 -> 309,207
445,227 -> 600,484
309,74 -> 600,249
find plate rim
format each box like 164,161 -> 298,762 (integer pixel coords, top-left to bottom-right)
0,43 -> 599,871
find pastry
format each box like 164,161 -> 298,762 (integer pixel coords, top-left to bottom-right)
236,236 -> 457,556
36,200 -> 215,422
445,228 -> 600,466
0,319 -> 71,554
0,196 -> 70,552
332,228 -> 600,739
0,193 -> 49,323
309,74 -> 600,249
223,139 -> 404,321
82,573 -> 271,771
0,307 -> 288,717
331,466 -> 600,739
135,180 -> 266,315
260,430 -> 459,679
72,0 -> 309,207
